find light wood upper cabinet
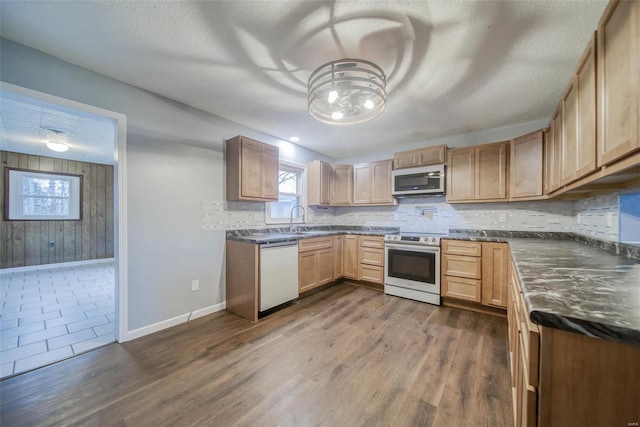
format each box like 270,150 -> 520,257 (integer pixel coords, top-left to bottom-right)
481,243 -> 509,308
476,141 -> 508,200
543,127 -> 553,195
306,160 -> 332,207
561,80 -> 578,186
548,108 -> 563,193
575,34 -> 597,180
331,164 -> 354,205
598,0 -> 640,166
510,130 -> 544,200
448,141 -> 508,202
353,163 -> 371,204
560,34 -> 597,187
226,136 -> 279,202
371,160 -> 393,204
393,145 -> 447,169
446,147 -> 476,201
353,160 -> 394,205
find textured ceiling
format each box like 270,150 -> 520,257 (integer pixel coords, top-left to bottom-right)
0,0 -> 608,158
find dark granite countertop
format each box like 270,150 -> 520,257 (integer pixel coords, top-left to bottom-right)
226,226 -> 397,244
507,238 -> 640,346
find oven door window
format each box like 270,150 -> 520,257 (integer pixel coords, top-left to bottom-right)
387,248 -> 436,284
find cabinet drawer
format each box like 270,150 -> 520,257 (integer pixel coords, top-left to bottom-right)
298,236 -> 334,252
359,235 -> 384,249
441,275 -> 481,302
359,264 -> 384,284
359,247 -> 384,266
442,240 -> 482,256
442,254 -> 482,279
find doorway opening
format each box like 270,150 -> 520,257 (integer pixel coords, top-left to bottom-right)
0,83 -> 127,378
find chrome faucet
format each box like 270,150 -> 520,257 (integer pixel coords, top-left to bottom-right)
289,204 -> 305,232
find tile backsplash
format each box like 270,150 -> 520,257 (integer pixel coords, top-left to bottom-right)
203,196 -> 576,234
574,192 -> 620,242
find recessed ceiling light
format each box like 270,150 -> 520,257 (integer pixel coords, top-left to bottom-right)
289,136 -> 300,142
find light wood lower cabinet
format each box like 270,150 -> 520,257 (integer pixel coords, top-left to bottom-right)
482,243 -> 509,308
333,235 -> 344,279
508,251 -> 640,427
358,235 -> 384,284
343,235 -> 359,279
298,237 -> 334,293
441,240 -> 508,309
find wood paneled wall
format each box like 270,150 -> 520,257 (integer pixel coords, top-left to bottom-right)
1,151 -> 114,268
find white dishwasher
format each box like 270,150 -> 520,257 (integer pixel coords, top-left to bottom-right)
259,241 -> 299,312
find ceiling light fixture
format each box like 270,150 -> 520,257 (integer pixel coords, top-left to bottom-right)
289,136 -> 300,142
308,58 -> 387,125
42,128 -> 70,152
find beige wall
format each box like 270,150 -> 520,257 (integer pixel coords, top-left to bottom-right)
1,150 -> 114,268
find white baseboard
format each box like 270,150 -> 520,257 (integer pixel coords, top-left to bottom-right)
122,301 -> 226,342
0,258 -> 115,275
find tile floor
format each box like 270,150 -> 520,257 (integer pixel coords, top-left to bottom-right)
0,260 -> 115,379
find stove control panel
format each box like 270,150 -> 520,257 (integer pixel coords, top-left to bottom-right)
384,234 -> 441,246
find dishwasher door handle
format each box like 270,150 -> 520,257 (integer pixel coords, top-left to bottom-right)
260,240 -> 299,249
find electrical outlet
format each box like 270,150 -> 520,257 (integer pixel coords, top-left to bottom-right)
498,213 -> 507,223
606,212 -> 613,227
191,279 -> 199,292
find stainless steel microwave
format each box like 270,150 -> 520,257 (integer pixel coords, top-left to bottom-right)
392,164 -> 445,196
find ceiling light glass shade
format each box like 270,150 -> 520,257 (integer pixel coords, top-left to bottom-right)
46,141 -> 69,152
308,58 -> 387,125
42,128 -> 70,152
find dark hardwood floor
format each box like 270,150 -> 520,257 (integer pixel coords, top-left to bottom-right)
0,283 -> 513,426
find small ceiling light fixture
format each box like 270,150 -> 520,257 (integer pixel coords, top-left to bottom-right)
289,136 -> 300,142
308,58 -> 387,125
42,128 -> 70,152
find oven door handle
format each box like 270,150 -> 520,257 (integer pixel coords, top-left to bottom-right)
385,243 -> 440,253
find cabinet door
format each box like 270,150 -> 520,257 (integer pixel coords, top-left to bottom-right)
343,235 -> 359,279
298,251 -> 318,293
561,81 -> 578,186
418,145 -> 447,165
316,248 -> 334,286
306,160 -> 331,206
446,147 -> 476,201
575,34 -> 597,180
550,108 -> 563,192
598,0 -> 640,166
371,160 -> 393,204
393,149 -> 419,169
481,243 -> 509,308
261,144 -> 279,200
331,164 -> 354,205
240,139 -> 264,199
333,235 -> 344,279
543,127 -> 552,195
353,163 -> 372,204
476,142 -> 508,200
510,131 -> 544,199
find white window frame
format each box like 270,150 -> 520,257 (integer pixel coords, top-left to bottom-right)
5,168 -> 82,220
265,160 -> 306,225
